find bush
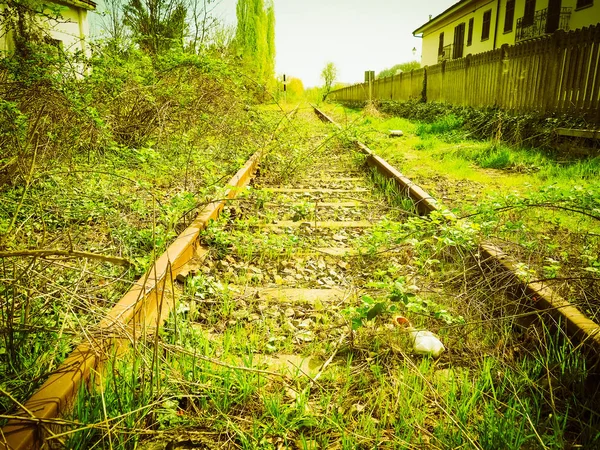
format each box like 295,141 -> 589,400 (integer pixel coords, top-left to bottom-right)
336,99 -> 590,151
0,41 -> 256,189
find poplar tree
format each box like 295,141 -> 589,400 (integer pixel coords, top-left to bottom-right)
265,2 -> 275,84
235,0 -> 275,87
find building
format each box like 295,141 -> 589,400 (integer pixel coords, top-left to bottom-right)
0,0 -> 96,55
413,0 -> 600,66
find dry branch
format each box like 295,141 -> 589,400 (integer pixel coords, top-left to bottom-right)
0,249 -> 132,267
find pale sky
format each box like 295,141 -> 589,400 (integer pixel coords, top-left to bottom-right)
212,0 -> 457,87
90,0 -> 458,87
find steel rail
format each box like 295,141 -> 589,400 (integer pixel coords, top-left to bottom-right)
313,105 -> 600,357
0,151 -> 262,450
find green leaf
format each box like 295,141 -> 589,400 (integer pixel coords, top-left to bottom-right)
361,294 -> 375,305
366,302 -> 387,320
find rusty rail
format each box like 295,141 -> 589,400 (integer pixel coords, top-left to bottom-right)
0,151 -> 262,449
313,105 -> 600,356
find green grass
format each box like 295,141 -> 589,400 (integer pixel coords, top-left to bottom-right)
63,293 -> 597,449
416,114 -> 464,136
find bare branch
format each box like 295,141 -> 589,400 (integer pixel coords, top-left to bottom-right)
0,249 -> 132,267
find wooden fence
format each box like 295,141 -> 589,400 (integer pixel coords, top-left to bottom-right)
329,24 -> 600,123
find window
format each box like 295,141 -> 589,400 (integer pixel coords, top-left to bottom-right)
467,18 -> 474,45
522,0 -> 536,27
481,9 -> 492,40
546,0 -> 561,33
453,23 -> 465,59
438,32 -> 444,55
44,37 -> 63,50
44,37 -> 64,58
504,0 -> 515,32
576,0 -> 593,8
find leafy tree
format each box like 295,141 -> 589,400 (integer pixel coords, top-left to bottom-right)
234,0 -> 275,86
264,2 -> 275,85
287,77 -> 303,99
277,75 -> 303,102
377,60 -> 421,79
320,62 -> 337,100
123,0 -> 187,55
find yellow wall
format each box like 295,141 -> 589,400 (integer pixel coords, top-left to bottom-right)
420,0 -> 600,66
566,0 -> 600,30
495,0 -> 523,47
0,2 -> 90,55
420,0 -> 498,66
49,5 -> 89,53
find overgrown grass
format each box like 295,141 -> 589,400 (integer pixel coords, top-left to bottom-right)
30,109 -> 598,449
0,46 -> 285,419
63,211 -> 600,449
416,113 -> 464,136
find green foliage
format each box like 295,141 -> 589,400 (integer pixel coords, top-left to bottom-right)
124,0 -> 187,55
276,76 -> 304,103
474,146 -> 512,169
377,99 -> 588,149
376,60 -> 421,79
234,0 -> 275,88
265,1 -> 275,85
343,273 -> 465,330
321,62 -> 337,100
416,114 -> 464,136
0,16 -> 281,420
389,277 -> 464,324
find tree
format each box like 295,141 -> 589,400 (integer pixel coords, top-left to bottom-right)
320,62 -> 337,100
98,0 -> 128,48
234,0 -> 275,86
264,2 -> 275,85
277,76 -> 303,102
377,60 -> 421,79
287,77 -> 303,99
187,0 -> 221,54
123,0 -> 187,55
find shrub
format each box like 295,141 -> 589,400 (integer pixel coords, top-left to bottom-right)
336,99 -> 590,151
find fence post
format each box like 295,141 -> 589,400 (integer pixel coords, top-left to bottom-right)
497,44 -> 509,108
464,54 -> 471,106
422,66 -> 428,103
543,30 -> 563,114
440,60 -> 446,101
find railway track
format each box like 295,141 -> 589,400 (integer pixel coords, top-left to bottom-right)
2,106 -> 600,449
313,106 -> 600,354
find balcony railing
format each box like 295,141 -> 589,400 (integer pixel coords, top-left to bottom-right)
438,44 -> 453,63
515,7 -> 571,43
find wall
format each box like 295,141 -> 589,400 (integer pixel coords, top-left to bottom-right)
0,1 -> 91,55
568,0 -> 600,30
47,3 -> 89,53
419,0 -> 500,66
495,0 -> 525,47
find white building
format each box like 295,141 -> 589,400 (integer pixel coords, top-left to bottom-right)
0,0 -> 97,54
